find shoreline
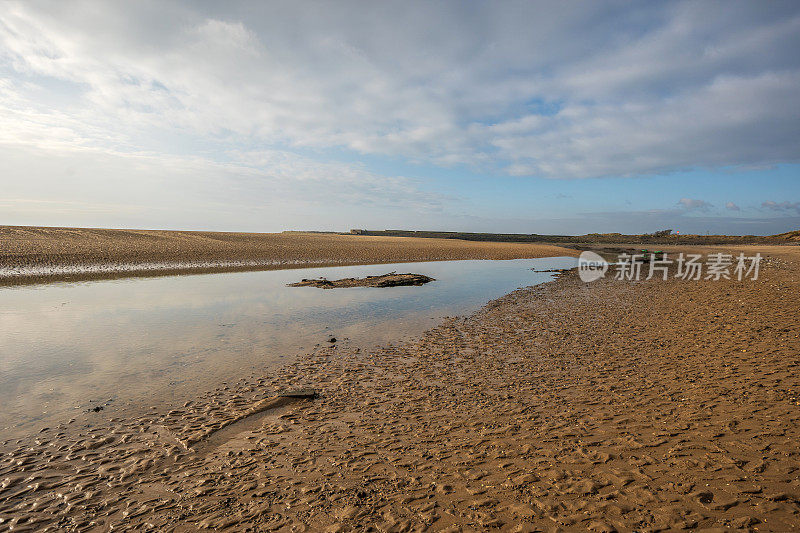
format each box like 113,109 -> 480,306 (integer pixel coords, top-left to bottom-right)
0,256 -> 562,287
0,257 -> 574,441
0,226 -> 579,286
1,245 -> 798,530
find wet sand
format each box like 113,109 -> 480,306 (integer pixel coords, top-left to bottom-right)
1,245 -> 799,531
0,226 -> 578,285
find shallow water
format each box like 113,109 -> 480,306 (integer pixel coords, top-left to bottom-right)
0,257 -> 575,437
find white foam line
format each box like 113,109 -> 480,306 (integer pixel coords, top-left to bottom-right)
0,259 -> 344,280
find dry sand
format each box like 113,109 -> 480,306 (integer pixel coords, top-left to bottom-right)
0,226 -> 578,285
1,245 -> 799,531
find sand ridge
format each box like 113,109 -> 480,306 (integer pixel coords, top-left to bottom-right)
0,246 -> 798,531
0,226 -> 579,285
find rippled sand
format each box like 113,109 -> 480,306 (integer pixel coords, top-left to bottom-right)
1,246 -> 798,531
0,226 -> 578,285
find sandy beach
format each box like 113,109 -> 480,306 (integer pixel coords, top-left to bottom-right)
4,1 -> 799,530
0,226 -> 578,285
0,244 -> 797,531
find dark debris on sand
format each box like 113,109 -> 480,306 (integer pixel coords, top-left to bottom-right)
289,272 -> 434,289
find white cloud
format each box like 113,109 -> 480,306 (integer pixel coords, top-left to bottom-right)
678,198 -> 712,211
0,139 -> 444,230
1,1 -> 798,180
725,201 -> 741,211
762,200 -> 800,214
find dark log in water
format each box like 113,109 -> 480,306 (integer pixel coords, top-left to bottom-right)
289,272 -> 434,289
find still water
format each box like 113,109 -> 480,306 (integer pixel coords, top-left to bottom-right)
0,257 -> 575,436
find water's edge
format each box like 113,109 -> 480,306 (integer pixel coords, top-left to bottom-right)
0,252 -> 577,287
0,257 -> 577,438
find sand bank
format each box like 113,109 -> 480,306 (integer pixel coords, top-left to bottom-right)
0,226 -> 578,285
1,246 -> 798,531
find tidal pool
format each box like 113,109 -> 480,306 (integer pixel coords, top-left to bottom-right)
0,257 -> 575,437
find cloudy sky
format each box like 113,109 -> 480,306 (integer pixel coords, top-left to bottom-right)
1,1 -> 799,235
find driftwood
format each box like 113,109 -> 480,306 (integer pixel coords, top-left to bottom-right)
289,272 -> 434,289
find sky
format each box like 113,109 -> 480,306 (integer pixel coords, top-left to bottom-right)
1,0 -> 799,235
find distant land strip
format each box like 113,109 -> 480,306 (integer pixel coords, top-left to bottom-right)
348,228 -> 800,245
